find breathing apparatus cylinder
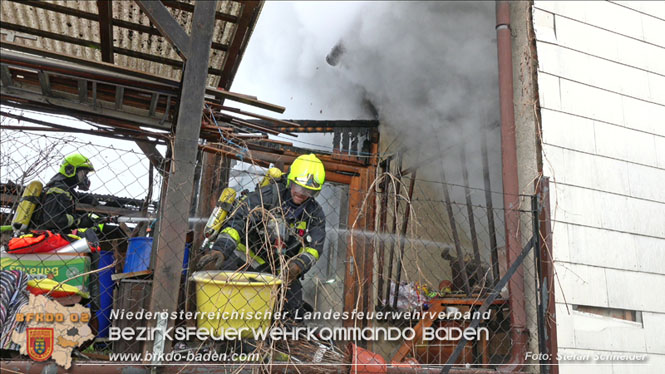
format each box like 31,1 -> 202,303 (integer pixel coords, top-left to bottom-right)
259,167 -> 284,188
204,187 -> 237,240
12,180 -> 43,234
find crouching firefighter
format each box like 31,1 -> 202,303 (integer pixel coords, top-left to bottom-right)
198,154 -> 327,316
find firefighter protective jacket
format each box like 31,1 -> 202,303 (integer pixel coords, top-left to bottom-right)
36,176 -> 94,232
224,180 -> 326,274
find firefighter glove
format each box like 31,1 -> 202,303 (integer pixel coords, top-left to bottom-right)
197,250 -> 226,271
284,260 -> 303,284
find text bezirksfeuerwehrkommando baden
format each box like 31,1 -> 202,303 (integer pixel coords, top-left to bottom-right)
108,308 -> 492,342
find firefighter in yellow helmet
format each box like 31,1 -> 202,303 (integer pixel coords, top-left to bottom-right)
36,153 -> 103,231
198,154 -> 327,314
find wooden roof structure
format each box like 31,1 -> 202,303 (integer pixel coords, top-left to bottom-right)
0,0 -> 264,134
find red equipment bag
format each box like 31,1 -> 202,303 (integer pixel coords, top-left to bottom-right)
7,230 -> 72,254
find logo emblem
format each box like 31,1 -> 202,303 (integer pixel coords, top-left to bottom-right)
27,328 -> 54,362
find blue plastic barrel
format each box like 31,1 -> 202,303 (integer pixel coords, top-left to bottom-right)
124,237 -> 190,275
96,250 -> 115,338
124,237 -> 152,273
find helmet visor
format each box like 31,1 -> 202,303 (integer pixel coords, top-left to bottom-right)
294,174 -> 321,190
291,182 -> 318,199
77,169 -> 91,191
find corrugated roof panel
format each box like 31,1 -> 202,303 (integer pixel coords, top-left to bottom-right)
1,0 -> 249,87
112,0 -> 183,80
1,1 -> 100,61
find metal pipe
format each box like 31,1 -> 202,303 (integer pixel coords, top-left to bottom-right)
496,0 -> 528,371
116,216 -> 206,224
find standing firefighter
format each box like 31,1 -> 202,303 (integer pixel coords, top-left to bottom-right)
32,153 -> 109,324
198,154 -> 327,314
37,153 -> 103,232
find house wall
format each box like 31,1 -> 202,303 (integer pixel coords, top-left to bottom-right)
531,1 -> 665,373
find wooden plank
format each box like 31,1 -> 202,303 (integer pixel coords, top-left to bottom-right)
218,105 -> 300,127
392,302 -> 446,362
111,270 -> 152,281
113,279 -> 152,353
229,117 -> 282,136
256,138 -> 293,147
206,87 -> 284,113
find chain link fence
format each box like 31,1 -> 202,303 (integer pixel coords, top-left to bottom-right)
1,124 -> 548,373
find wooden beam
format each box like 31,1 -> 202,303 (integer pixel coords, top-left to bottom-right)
218,105 -> 300,127
161,1 -> 238,23
217,1 -> 262,90
228,117 -> 282,136
0,112 -> 167,144
1,88 -> 173,129
146,0 -> 217,357
135,140 -> 166,177
0,41 -> 180,87
135,0 -> 191,59
198,144 -> 355,185
96,0 -> 114,63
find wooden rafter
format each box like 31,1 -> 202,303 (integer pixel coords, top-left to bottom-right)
217,1 -> 262,90
96,0 -> 114,63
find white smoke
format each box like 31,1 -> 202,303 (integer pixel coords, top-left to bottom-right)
233,1 -> 502,192
329,2 -> 501,188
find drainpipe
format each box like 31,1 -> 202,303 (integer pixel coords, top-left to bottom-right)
496,0 -> 528,371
